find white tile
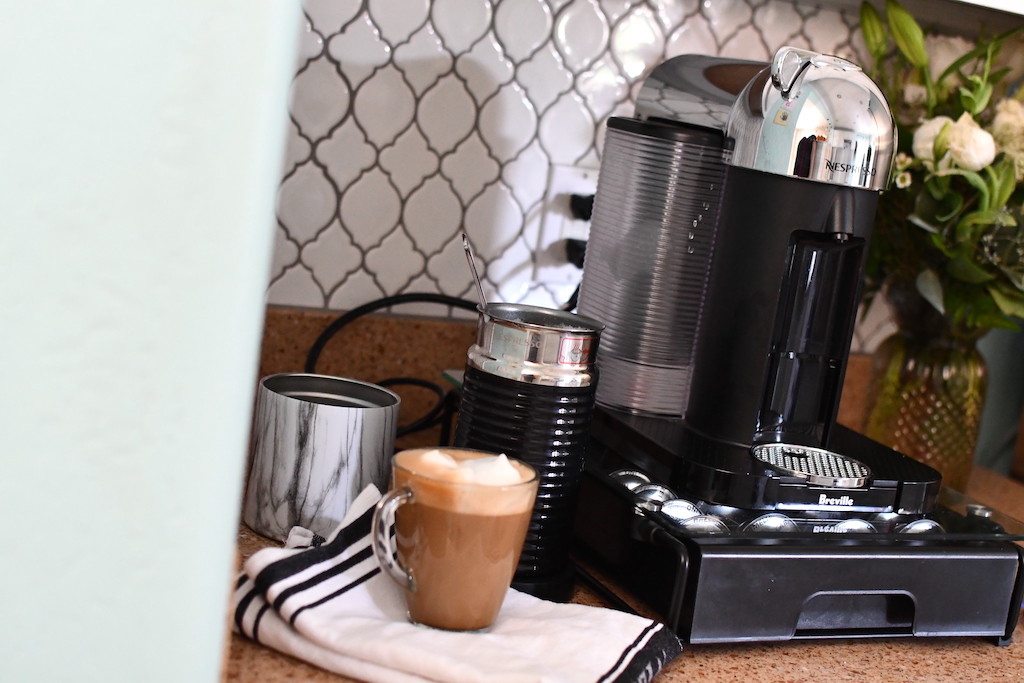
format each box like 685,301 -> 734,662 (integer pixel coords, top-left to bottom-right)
426,234 -> 477,294
277,161 -> 337,244
431,0 -> 493,55
393,24 -> 452,97
303,0 -> 362,36
440,133 -> 501,203
368,0 -> 431,46
649,0 -> 690,31
494,0 -> 552,62
339,168 -> 402,249
353,64 -> 416,146
297,18 -> 325,62
404,176 -> 463,255
488,233 -> 538,302
289,57 -> 350,142
502,139 -> 549,211
317,121 -> 377,193
379,127 -> 438,199
554,0 -> 609,72
268,223 -> 299,282
703,0 -> 753,42
599,0 -> 634,25
268,262 -> 327,308
519,43 -> 573,114
326,14 -> 392,90
280,121 -> 311,176
418,74 -> 478,155
326,269 -> 386,309
754,2 -> 803,52
576,55 -> 630,121
666,15 -> 718,58
301,218 -> 363,292
720,24 -> 769,61
610,5 -> 665,80
423,233 -> 471,292
540,91 -> 596,165
366,228 -> 426,292
803,11 -> 856,58
456,34 -> 515,104
463,182 -> 524,262
479,82 -> 538,162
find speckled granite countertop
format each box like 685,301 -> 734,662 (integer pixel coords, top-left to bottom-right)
225,467 -> 1024,682
224,307 -> 1024,682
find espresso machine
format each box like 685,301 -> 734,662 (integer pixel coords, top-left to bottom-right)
571,48 -> 1024,644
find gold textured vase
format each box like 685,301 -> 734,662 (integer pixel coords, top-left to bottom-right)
865,287 -> 987,492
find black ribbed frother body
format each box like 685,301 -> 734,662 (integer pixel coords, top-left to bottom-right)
454,303 -> 602,602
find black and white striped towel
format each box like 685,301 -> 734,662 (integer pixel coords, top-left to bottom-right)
234,485 -> 682,683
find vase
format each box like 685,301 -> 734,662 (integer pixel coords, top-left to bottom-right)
864,286 -> 987,492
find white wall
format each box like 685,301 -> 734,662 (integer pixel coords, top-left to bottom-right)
0,2 -> 299,681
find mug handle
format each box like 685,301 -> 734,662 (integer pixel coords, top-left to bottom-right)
371,487 -> 415,592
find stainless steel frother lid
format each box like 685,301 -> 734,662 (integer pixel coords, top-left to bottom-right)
466,302 -> 603,387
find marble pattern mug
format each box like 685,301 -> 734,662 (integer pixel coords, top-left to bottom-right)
242,373 -> 400,541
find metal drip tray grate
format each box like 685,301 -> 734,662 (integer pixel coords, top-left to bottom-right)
751,443 -> 871,488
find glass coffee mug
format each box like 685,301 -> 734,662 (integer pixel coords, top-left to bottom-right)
371,448 -> 539,631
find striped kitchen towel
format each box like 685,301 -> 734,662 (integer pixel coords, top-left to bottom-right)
233,485 -> 682,683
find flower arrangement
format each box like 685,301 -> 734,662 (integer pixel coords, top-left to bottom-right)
858,0 -> 1024,340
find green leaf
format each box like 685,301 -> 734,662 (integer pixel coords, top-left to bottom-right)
960,79 -> 993,116
916,268 -> 945,313
937,26 -> 1024,85
859,2 -> 888,59
947,255 -> 995,283
934,167 -> 991,211
991,159 -> 1017,209
885,0 -> 929,68
933,120 -> 951,160
927,230 -> 955,256
989,285 -> 1024,318
958,209 -> 1009,234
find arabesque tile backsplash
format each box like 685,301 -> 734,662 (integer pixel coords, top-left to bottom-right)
267,0 -> 1008,349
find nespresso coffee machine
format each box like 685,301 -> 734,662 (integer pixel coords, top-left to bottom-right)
572,48 -> 1024,644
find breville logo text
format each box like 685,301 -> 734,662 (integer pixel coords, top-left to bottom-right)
818,493 -> 855,506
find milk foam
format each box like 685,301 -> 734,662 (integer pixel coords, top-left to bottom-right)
395,448 -> 536,515
416,449 -> 527,486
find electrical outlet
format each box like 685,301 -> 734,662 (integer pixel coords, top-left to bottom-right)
533,163 -> 599,285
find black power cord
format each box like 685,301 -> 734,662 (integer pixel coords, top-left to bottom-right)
304,293 -> 479,440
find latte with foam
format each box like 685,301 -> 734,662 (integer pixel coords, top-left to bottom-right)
389,448 -> 538,631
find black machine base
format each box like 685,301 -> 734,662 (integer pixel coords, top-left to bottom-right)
573,408 -> 1024,645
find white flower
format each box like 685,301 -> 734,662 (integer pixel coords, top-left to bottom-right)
992,99 -> 1024,152
912,116 -> 953,161
947,113 -> 996,171
924,35 -> 974,89
895,171 -> 913,188
894,152 -> 914,173
992,99 -> 1024,181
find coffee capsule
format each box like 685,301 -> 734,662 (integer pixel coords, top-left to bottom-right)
609,469 -> 651,491
659,499 -> 702,525
831,518 -> 876,533
677,514 -> 730,536
898,518 -> 944,534
742,513 -> 798,534
633,483 -> 675,511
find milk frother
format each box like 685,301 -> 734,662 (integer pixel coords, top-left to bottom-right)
454,303 -> 602,602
